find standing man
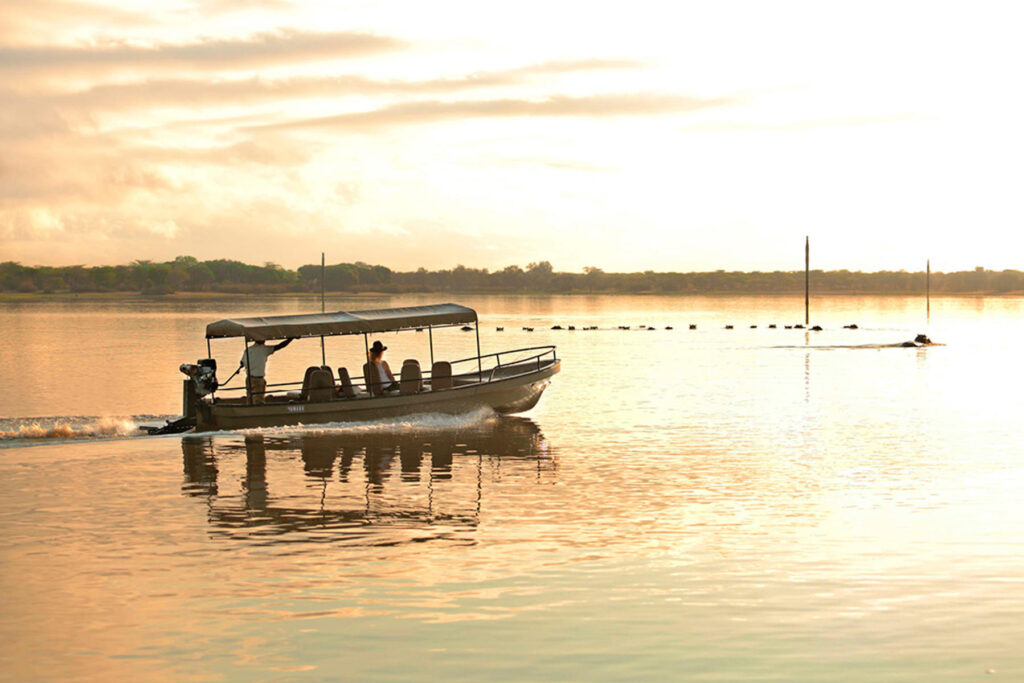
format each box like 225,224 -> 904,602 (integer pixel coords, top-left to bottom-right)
241,338 -> 294,404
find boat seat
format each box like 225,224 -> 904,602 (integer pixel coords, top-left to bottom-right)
321,365 -> 336,389
337,367 -> 356,398
363,362 -> 382,396
403,358 -> 420,368
431,361 -> 453,391
400,360 -> 423,394
307,369 -> 334,403
299,366 -> 320,401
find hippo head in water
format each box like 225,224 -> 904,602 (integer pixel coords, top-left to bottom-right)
914,334 -> 932,345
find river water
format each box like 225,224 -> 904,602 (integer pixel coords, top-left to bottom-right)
2,294 -> 1023,680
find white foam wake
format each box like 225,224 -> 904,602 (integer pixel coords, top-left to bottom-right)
229,406 -> 499,438
0,416 -> 141,443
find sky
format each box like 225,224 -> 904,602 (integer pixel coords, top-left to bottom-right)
1,0 -> 1023,273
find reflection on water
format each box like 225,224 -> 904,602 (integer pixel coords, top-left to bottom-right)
182,418 -> 551,546
6,295 -> 1024,680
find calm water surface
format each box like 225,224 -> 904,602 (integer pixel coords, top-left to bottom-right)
2,294 -> 1023,680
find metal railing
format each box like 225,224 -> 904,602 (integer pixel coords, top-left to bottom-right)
210,345 -> 557,403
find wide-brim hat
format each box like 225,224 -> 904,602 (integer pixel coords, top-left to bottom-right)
370,341 -> 387,352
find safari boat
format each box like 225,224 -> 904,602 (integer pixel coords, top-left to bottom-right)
158,303 -> 560,433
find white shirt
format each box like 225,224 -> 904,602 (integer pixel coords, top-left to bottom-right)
240,344 -> 276,377
377,363 -> 390,387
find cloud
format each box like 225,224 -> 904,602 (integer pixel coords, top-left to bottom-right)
39,59 -> 646,112
258,93 -> 732,131
0,0 -> 148,41
0,29 -> 404,75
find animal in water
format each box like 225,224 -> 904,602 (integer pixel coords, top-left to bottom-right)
665,326 -> 673,330
810,325 -> 823,331
551,325 -> 563,330
784,325 -> 793,329
750,325 -> 757,329
460,326 -> 473,331
794,324 -> 805,329
523,327 -> 534,332
496,327 -> 504,332
900,341 -> 916,347
914,334 -> 933,344
568,326 -> 576,331
725,325 -> 734,329
648,327 -> 656,331
768,324 -> 777,329
843,323 -> 859,329
689,324 -> 697,330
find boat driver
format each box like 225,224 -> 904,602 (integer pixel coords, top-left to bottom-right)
241,338 -> 294,404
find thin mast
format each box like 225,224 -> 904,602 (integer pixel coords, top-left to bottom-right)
320,252 -> 326,366
804,235 -> 809,326
926,258 -> 931,322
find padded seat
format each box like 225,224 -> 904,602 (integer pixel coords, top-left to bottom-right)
337,367 -> 356,398
307,369 -> 334,402
430,361 -> 453,391
400,360 -> 423,394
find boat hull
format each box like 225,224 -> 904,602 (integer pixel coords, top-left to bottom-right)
195,360 -> 560,432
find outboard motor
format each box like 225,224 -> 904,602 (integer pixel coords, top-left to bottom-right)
180,358 -> 219,397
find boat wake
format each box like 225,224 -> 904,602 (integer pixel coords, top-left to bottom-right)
0,415 -> 169,448
230,406 -> 501,439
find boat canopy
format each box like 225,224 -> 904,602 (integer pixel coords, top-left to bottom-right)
205,303 -> 478,341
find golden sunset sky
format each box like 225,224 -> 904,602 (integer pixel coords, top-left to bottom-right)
2,0 -> 1022,272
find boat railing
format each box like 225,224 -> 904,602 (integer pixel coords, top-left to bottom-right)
211,345 -> 557,402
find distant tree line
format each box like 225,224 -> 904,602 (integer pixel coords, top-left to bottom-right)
1,258 -> 1021,295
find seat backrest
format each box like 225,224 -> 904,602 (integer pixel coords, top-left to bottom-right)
430,361 -> 453,391
402,358 -> 420,368
363,362 -> 381,396
320,365 -> 336,389
337,367 -> 355,398
400,361 -> 423,395
299,366 -> 320,400
308,369 -> 334,403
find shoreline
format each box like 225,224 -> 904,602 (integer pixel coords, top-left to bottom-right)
4,290 -> 1024,302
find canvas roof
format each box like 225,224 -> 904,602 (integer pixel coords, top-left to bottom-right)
205,303 -> 477,341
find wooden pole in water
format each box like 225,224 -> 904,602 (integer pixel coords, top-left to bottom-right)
926,258 -> 931,322
320,252 -> 326,366
804,235 -> 810,326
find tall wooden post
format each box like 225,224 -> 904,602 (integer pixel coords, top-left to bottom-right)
804,236 -> 810,326
320,252 -> 326,366
926,258 -> 931,321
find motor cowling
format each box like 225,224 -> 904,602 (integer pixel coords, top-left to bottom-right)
180,358 -> 219,396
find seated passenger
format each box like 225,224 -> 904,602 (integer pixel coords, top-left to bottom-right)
368,340 -> 399,393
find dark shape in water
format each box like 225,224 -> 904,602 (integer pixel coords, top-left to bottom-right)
496,327 -> 504,331
915,334 -> 933,344
810,325 -> 823,331
725,325 -> 734,329
689,324 -> 697,330
551,325 -> 563,330
794,324 -> 805,329
750,325 -> 757,329
665,326 -> 673,330
768,324 -> 777,329
460,326 -> 473,331
844,323 -> 859,329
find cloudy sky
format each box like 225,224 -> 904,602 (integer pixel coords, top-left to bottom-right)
2,0 -> 1022,272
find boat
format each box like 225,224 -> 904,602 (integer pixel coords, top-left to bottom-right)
155,303 -> 560,433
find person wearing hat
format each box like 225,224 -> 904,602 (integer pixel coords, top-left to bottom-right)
368,340 -> 398,392
240,337 -> 294,404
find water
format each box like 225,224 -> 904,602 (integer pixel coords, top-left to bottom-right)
2,294 -> 1023,680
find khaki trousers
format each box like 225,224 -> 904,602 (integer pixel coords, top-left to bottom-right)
246,376 -> 267,404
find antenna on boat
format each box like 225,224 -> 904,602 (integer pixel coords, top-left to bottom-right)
320,252 -> 326,365
804,236 -> 810,326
